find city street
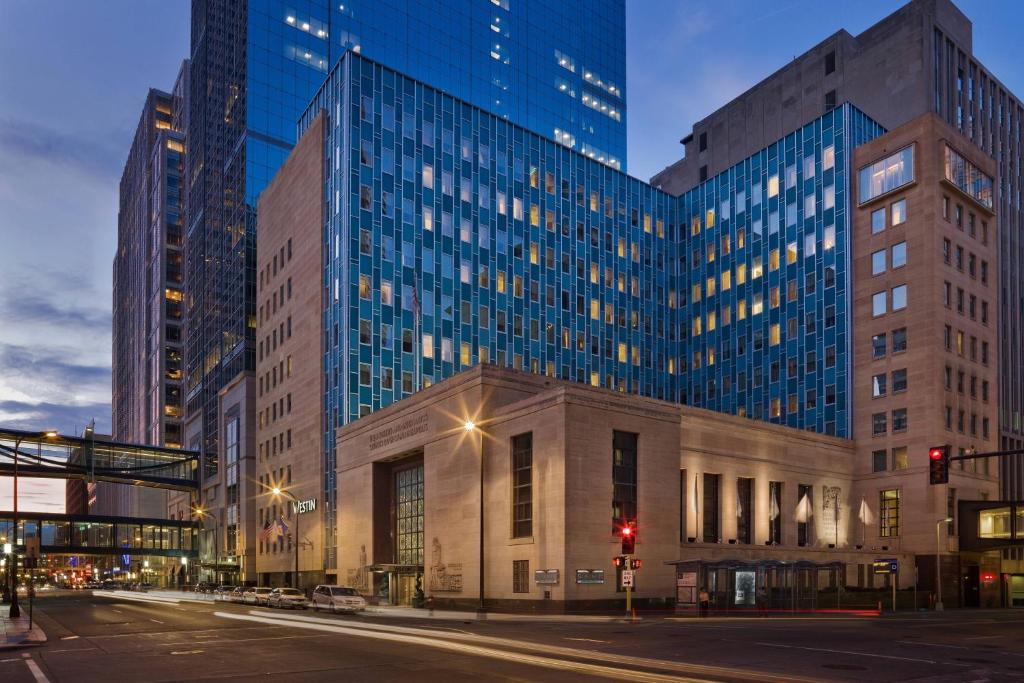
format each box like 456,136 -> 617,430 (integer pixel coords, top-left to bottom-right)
2,592 -> 1024,682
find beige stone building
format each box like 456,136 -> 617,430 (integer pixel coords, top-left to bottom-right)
254,113 -> 327,589
850,113 -> 1000,607
336,365 -> 916,611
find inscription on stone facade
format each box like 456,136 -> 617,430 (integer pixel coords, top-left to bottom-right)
368,412 -> 429,451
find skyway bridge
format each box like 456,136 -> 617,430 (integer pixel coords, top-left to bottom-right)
0,427 -> 198,491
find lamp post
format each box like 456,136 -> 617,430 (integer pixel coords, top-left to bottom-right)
193,506 -> 220,585
935,516 -> 953,611
270,487 -> 300,591
463,420 -> 485,613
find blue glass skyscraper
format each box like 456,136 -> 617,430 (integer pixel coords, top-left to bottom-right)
186,0 -> 627,569
294,54 -> 885,560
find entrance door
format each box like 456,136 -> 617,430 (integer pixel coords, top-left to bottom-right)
963,566 -> 981,608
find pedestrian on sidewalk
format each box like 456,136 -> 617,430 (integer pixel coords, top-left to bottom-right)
698,587 -> 710,618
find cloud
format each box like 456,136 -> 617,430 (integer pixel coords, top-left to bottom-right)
0,399 -> 110,435
0,290 -> 110,333
0,117 -> 127,180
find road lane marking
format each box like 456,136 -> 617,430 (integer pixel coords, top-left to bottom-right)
247,609 -> 819,682
170,650 -> 204,655
897,640 -> 971,650
215,612 -> 698,683
150,619 -> 165,624
755,642 -> 970,666
565,637 -> 610,644
46,648 -> 97,654
60,635 -> 79,640
24,657 -> 51,683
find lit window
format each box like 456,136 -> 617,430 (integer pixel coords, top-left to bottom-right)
422,163 -> 433,188
767,174 -> 779,198
770,323 -> 780,345
859,146 -> 914,203
823,145 -> 835,170
422,333 -> 433,358
786,241 -> 797,264
823,226 -> 836,250
891,198 -> 907,225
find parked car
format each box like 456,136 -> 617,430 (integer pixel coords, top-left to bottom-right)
243,587 -> 273,606
267,588 -> 307,610
213,585 -> 236,601
229,586 -> 247,602
194,582 -> 215,594
311,585 -> 366,613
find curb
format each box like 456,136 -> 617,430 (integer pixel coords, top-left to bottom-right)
0,625 -> 47,652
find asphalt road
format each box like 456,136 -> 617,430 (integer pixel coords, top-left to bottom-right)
3,592 -> 1024,682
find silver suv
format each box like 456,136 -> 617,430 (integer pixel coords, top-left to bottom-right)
311,585 -> 366,613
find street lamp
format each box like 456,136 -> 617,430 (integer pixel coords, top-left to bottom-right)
193,506 -> 220,585
269,486 -> 301,591
935,516 -> 954,611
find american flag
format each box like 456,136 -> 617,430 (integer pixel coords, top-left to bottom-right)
258,521 -> 273,542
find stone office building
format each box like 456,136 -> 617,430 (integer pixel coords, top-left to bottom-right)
336,365 -> 920,611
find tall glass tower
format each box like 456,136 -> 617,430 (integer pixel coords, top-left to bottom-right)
184,0 -> 627,567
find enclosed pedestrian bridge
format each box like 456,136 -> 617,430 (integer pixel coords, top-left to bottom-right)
0,427 -> 198,491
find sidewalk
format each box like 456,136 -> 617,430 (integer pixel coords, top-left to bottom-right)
0,606 -> 47,650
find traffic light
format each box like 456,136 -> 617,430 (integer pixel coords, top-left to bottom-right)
630,559 -> 642,570
612,556 -> 625,568
929,445 -> 950,484
620,523 -> 636,554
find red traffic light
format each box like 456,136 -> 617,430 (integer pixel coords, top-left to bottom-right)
929,448 -> 944,461
612,556 -> 624,567
621,526 -> 633,536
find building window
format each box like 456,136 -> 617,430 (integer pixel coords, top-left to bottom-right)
612,431 -> 637,533
395,464 -> 424,566
872,450 -> 887,473
736,478 -> 753,544
872,412 -> 887,435
892,408 -> 907,432
511,433 -> 532,538
859,146 -> 914,204
797,484 -> 813,547
891,199 -> 907,225
872,333 -> 886,358
871,207 -> 886,234
872,373 -> 887,397
943,145 -> 993,209
892,327 -> 907,353
892,285 -> 907,311
824,50 -> 836,75
703,473 -> 720,543
892,446 -> 908,470
512,560 -> 530,593
879,489 -> 900,537
891,241 -> 907,268
871,249 -> 886,275
768,481 -> 783,544
872,291 -> 887,317
892,368 -> 907,393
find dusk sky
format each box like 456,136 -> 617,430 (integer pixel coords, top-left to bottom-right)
1,0 -> 1021,512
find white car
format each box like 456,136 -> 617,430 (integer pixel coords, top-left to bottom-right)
243,587 -> 273,606
311,585 -> 367,613
267,587 -> 307,609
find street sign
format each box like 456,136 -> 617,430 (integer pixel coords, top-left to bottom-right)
873,558 -> 898,574
621,569 -> 635,587
575,569 -> 605,584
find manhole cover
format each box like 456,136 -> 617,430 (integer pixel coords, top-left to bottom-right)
956,657 -> 993,664
822,664 -> 868,671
